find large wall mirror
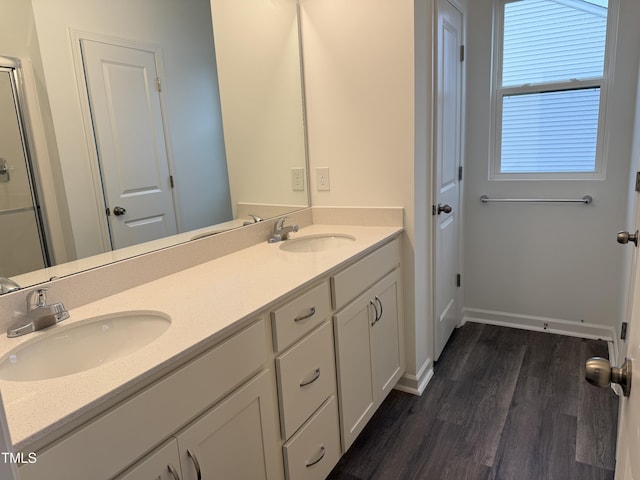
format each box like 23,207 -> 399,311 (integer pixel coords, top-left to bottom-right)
0,0 -> 308,291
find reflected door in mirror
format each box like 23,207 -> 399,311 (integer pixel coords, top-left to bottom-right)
81,39 -> 178,250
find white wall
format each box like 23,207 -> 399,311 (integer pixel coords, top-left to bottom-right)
31,0 -> 231,259
463,0 -> 640,334
300,0 -> 433,391
211,0 -> 308,217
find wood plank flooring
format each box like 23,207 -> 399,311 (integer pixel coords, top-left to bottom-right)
327,323 -> 619,480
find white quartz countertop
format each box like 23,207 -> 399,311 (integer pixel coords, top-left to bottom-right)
0,224 -> 402,451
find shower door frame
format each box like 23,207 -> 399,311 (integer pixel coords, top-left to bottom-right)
0,56 -> 50,272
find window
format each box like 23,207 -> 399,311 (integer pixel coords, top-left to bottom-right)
491,0 -> 613,179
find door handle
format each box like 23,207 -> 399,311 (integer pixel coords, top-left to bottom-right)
0,158 -> 9,182
617,230 -> 638,247
113,206 -> 127,216
585,357 -> 632,397
437,203 -> 452,215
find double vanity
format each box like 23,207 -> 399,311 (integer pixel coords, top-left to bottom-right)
0,209 -> 405,480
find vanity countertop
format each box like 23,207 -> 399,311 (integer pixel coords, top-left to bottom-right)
0,223 -> 402,451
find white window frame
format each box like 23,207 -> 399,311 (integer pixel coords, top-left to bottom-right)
489,0 -> 618,180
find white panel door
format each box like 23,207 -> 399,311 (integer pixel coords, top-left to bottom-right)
615,190 -> 640,480
615,83 -> 640,477
434,0 -> 463,360
81,40 -> 177,250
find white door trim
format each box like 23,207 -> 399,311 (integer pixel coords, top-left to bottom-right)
69,29 -> 181,250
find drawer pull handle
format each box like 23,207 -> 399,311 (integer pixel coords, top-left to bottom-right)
187,449 -> 202,480
306,445 -> 326,468
299,368 -> 321,387
295,306 -> 316,322
168,464 -> 182,480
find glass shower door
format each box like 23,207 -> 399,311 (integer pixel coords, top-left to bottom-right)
0,66 -> 48,278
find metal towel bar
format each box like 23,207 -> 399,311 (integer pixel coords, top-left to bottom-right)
480,195 -> 593,204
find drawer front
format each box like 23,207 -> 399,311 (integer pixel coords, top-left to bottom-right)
272,281 -> 332,352
276,321 -> 336,439
283,396 -> 341,480
19,319 -> 267,480
331,238 -> 400,310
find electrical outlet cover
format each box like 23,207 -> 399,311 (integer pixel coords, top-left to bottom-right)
316,167 -> 330,191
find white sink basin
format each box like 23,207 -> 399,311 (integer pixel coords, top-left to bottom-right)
0,311 -> 171,382
279,234 -> 356,253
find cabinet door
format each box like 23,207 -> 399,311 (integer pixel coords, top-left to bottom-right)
371,270 -> 403,400
333,294 -> 376,452
116,440 -> 182,480
176,370 -> 281,480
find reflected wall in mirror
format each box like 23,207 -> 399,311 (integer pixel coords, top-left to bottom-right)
0,0 -> 308,290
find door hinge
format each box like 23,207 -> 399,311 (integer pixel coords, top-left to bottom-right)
105,207 -> 111,217
156,77 -> 162,92
460,45 -> 465,62
458,166 -> 463,182
169,175 -> 174,188
635,172 -> 640,192
621,322 -> 628,340
456,274 -> 461,287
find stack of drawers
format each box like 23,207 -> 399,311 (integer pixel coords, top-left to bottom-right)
271,281 -> 341,480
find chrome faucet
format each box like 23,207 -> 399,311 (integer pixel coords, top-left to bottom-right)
0,277 -> 20,294
7,288 -> 70,338
268,217 -> 299,243
243,214 -> 264,226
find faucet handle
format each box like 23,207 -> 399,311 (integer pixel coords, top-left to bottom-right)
27,288 -> 48,310
275,217 -> 287,230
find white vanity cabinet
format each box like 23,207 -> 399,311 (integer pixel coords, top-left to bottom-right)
332,239 -> 404,452
117,371 -> 280,480
15,231 -> 405,480
19,319 -> 282,480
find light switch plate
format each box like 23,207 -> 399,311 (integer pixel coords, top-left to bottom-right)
316,167 -> 330,191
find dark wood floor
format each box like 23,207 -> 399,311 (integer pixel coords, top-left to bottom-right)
328,323 -> 619,480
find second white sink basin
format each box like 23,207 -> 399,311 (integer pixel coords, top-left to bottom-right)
0,311 -> 171,382
279,234 -> 356,253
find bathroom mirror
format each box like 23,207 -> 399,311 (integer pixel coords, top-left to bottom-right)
1,0 -> 308,290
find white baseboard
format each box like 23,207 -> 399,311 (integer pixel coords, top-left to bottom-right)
394,358 -> 434,396
463,307 -> 615,342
